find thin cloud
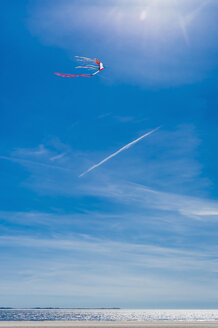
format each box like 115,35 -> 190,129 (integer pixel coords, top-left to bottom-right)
79,127 -> 160,177
0,155 -> 71,172
50,152 -> 66,161
178,0 -> 211,45
1,234 -> 218,273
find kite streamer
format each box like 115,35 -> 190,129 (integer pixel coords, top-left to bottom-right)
55,56 -> 104,78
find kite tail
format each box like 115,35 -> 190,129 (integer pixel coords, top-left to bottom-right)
55,73 -> 92,78
75,66 -> 98,70
55,56 -> 102,78
75,56 -> 97,63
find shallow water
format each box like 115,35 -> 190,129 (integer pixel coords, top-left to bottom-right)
0,309 -> 218,322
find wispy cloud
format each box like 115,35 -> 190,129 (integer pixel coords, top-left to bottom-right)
79,127 -> 160,177
50,152 -> 66,161
1,232 -> 218,308
0,155 -> 71,172
1,234 -> 218,273
178,0 -> 211,45
97,112 -> 112,120
83,180 -> 218,222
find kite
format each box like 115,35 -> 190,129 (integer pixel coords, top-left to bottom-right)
55,56 -> 104,78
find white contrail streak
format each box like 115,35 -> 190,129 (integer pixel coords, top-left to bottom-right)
79,127 -> 160,177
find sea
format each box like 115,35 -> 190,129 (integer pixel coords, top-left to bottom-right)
0,309 -> 218,321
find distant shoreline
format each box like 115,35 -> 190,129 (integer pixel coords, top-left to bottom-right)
0,308 -> 121,310
1,308 -> 218,310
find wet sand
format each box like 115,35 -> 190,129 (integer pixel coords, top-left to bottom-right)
0,322 -> 218,328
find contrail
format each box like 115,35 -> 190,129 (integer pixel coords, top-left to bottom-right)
79,127 -> 160,177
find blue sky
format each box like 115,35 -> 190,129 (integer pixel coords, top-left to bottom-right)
1,0 -> 218,308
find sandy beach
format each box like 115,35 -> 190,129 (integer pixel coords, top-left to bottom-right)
0,322 -> 218,328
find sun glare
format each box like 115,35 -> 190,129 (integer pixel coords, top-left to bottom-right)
119,0 -> 209,44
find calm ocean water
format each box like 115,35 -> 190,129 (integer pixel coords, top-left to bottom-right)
0,309 -> 218,321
